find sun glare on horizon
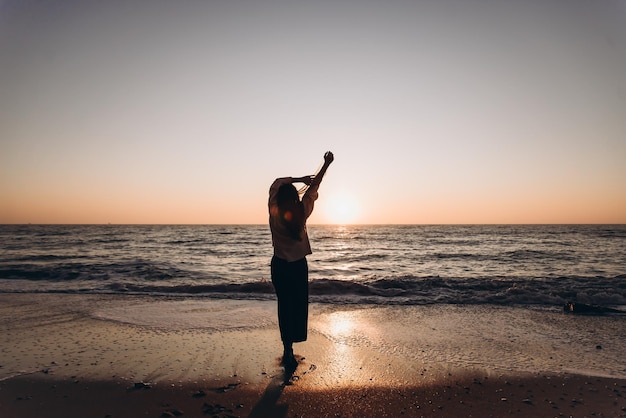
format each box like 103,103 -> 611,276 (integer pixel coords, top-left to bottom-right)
320,193 -> 361,225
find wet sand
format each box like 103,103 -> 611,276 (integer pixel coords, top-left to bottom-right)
4,371 -> 626,417
1,294 -> 625,417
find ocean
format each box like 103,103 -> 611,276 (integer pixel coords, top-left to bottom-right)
1,224 -> 625,308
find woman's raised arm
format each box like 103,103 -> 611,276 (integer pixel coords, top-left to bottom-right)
311,151 -> 334,186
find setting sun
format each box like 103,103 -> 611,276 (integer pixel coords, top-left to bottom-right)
320,193 -> 361,224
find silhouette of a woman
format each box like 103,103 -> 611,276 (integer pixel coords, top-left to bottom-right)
268,151 -> 334,369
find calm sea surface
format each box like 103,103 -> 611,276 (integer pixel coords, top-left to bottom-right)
0,224 -> 624,307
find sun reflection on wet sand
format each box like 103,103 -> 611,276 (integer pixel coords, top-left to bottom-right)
325,312 -> 364,385
306,310 -> 397,387
329,313 -> 355,336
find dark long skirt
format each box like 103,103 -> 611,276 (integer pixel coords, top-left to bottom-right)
270,255 -> 309,343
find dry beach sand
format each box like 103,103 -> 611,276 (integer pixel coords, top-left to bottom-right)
1,293 -> 625,417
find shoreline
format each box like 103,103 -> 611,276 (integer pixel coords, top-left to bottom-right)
1,293 -> 625,417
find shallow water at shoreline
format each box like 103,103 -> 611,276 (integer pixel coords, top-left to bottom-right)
95,297 -> 626,379
6,293 -> 619,380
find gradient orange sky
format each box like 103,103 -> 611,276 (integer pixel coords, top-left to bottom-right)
1,0 -> 625,224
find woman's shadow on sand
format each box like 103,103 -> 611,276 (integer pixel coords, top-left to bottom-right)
248,364 -> 297,418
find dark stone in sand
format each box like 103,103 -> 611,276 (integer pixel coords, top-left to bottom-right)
192,389 -> 207,398
129,381 -> 152,391
211,383 -> 240,393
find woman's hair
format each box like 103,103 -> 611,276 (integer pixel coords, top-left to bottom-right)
276,183 -> 305,241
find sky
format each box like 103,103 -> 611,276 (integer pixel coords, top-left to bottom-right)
1,0 -> 625,224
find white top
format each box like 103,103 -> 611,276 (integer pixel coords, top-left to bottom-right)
268,177 -> 320,262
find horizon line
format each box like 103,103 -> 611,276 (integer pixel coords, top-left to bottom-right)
1,223 -> 624,226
